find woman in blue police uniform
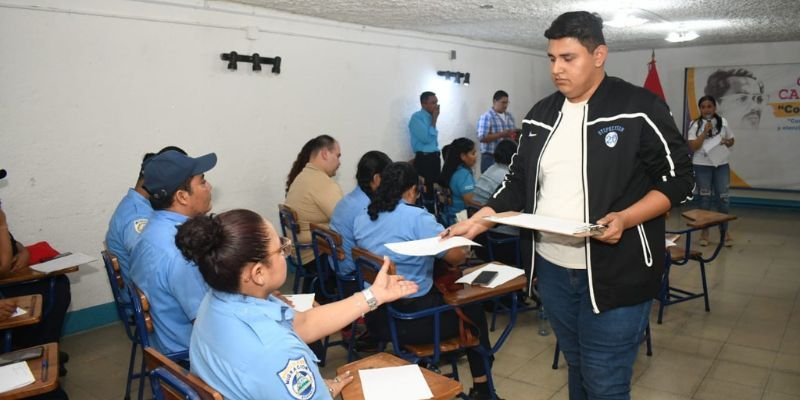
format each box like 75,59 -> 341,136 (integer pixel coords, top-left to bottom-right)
175,209 -> 418,400
354,162 -> 499,400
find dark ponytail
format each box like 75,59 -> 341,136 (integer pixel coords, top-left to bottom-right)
367,162 -> 418,221
176,209 -> 269,293
439,138 -> 475,187
356,151 -> 392,197
286,135 -> 337,194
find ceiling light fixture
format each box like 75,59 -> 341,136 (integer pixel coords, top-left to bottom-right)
606,13 -> 648,28
665,31 -> 699,43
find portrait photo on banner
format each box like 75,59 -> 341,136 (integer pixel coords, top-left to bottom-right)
684,63 -> 800,191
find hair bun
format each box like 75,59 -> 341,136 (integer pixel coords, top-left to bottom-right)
176,214 -> 224,264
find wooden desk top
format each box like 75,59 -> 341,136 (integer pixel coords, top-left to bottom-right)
681,209 -> 737,229
336,352 -> 462,400
0,294 -> 43,330
443,264 -> 527,306
0,265 -> 79,286
1,342 -> 58,399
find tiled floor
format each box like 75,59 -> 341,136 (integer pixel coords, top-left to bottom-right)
60,206 -> 800,399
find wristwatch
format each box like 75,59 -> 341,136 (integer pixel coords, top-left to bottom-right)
361,288 -> 378,312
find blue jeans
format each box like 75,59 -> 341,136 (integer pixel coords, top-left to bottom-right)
480,152 -> 494,173
537,255 -> 650,400
694,164 -> 730,230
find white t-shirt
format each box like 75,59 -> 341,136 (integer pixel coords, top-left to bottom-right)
687,116 -> 734,166
535,99 -> 587,269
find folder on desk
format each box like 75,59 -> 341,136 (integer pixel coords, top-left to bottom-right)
484,212 -> 605,237
29,252 -> 95,274
0,362 -> 35,393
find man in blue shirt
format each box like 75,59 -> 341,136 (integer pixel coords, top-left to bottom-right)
476,90 -> 517,173
129,150 -> 216,355
105,146 -> 186,302
408,91 -> 441,211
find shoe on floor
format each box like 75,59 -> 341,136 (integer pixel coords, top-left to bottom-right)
724,235 -> 733,247
468,387 -> 505,400
699,238 -> 709,247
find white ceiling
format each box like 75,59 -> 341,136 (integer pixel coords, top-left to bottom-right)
226,0 -> 800,51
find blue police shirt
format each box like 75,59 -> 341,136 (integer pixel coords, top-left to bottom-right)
129,210 -> 209,355
408,109 -> 439,153
191,291 -> 330,400
353,201 -> 444,298
329,186 -> 370,276
448,165 -> 475,215
105,188 -> 153,301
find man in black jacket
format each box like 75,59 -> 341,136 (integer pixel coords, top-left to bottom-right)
444,11 -> 694,400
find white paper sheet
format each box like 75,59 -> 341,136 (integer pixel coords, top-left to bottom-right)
283,293 -> 315,312
384,236 -> 479,257
0,362 -> 35,393
359,364 -> 433,400
456,263 -> 525,288
665,234 -> 680,248
10,307 -> 26,318
484,213 -> 602,236
29,252 -> 95,274
704,141 -> 731,167
700,133 -> 722,153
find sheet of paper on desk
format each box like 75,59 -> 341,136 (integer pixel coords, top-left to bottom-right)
283,293 -> 314,312
456,263 -> 525,288
359,364 -> 433,400
30,252 -> 95,274
385,236 -> 479,257
485,213 -> 597,236
11,307 -> 26,318
0,361 -> 35,393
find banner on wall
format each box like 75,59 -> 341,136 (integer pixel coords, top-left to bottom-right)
684,63 -> 800,191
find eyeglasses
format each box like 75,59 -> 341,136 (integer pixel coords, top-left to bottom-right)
719,93 -> 769,107
269,236 -> 294,258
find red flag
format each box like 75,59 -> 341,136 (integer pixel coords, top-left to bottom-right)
643,50 -> 665,101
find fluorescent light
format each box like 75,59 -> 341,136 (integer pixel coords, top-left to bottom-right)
665,31 -> 699,42
606,14 -> 648,28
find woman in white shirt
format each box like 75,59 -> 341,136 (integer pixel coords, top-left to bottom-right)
687,95 -> 735,246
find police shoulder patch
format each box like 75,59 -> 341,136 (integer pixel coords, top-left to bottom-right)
133,219 -> 148,234
277,357 -> 316,399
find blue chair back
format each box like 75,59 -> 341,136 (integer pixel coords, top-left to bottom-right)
127,282 -> 153,349
278,204 -> 316,293
352,247 -> 457,366
150,367 -> 201,400
101,250 -> 137,339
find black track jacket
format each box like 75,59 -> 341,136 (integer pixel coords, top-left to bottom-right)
486,75 -> 694,313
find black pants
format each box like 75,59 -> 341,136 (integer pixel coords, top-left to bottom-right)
414,151 -> 441,212
367,288 -> 491,377
2,275 -> 71,348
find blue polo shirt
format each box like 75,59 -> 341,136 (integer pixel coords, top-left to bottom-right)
105,188 -> 153,301
353,201 -> 444,298
130,210 -> 208,355
191,291 -> 329,400
448,165 -> 475,215
408,109 -> 439,153
329,187 -> 370,276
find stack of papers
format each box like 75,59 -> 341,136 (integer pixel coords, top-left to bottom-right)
0,362 -> 35,393
359,364 -> 433,400
30,253 -> 95,274
384,236 -> 479,257
484,213 -> 604,236
456,263 -> 525,288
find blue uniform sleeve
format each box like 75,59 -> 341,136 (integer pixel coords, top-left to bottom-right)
169,258 -> 209,321
121,217 -> 148,253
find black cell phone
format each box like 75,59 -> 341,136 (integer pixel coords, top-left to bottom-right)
0,346 -> 43,366
471,270 -> 498,287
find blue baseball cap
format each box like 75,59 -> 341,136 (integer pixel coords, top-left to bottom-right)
143,150 -> 217,201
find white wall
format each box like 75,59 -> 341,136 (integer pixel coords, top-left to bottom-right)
0,0 -> 550,311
